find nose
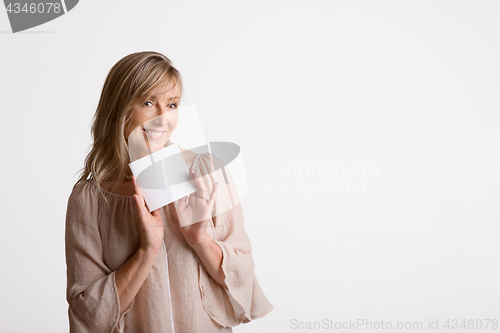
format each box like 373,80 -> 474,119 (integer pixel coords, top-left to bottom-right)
153,106 -> 169,125
159,105 -> 170,114
157,104 -> 169,115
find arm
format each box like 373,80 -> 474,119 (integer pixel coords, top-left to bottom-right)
114,247 -> 159,316
182,153 -> 273,327
114,176 -> 166,316
176,169 -> 226,286
66,183 -> 131,332
187,233 -> 226,287
66,179 -> 164,331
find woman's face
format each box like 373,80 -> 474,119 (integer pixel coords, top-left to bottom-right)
125,80 -> 181,158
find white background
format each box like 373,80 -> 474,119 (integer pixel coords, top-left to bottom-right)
1,1 -> 499,332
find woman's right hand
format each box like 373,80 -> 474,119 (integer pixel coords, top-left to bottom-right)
132,176 -> 165,254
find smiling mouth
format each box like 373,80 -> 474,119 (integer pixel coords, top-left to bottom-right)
143,128 -> 166,140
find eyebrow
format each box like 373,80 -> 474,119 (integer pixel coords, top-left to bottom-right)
149,95 -> 180,100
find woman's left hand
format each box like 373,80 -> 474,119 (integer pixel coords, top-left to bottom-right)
177,170 -> 219,246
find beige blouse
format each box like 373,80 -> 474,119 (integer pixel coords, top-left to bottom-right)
65,152 -> 273,332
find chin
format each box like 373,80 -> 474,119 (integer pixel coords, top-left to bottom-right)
149,140 -> 169,151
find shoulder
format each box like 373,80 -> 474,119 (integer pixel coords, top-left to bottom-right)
175,143 -> 226,171
67,180 -> 100,212
178,146 -> 199,170
65,180 -> 102,229
69,179 -> 96,199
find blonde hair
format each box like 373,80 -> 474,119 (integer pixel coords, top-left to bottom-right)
75,51 -> 183,192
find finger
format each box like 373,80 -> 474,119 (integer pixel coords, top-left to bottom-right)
132,176 -> 144,201
133,193 -> 148,223
151,208 -> 161,218
191,171 -> 207,197
178,194 -> 188,211
207,181 -> 219,206
132,176 -> 152,218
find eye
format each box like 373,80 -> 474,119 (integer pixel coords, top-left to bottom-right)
168,103 -> 178,109
143,100 -> 153,107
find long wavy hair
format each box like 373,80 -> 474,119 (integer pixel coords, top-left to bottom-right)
75,51 -> 183,193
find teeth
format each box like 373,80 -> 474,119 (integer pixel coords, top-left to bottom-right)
145,129 -> 163,137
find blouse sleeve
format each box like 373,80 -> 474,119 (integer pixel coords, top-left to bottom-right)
190,153 -> 273,327
65,182 -> 135,333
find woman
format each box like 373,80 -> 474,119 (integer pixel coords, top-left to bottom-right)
65,51 -> 273,332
